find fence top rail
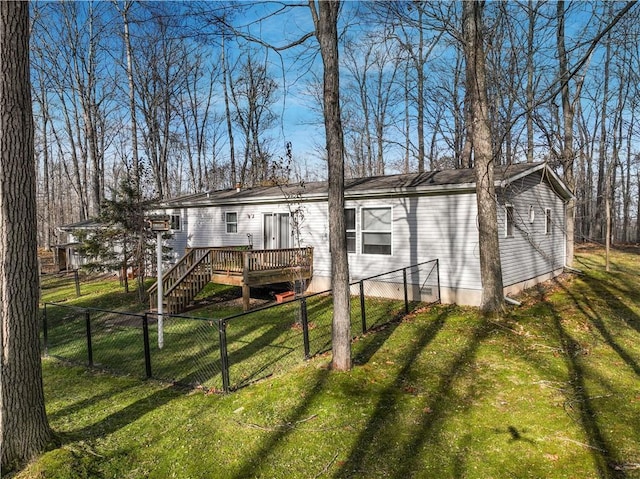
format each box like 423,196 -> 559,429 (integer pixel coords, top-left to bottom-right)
164,259 -> 438,323
43,302 -> 146,319
353,258 -> 439,282
221,287 -> 333,324
45,258 -> 439,325
40,269 -> 80,277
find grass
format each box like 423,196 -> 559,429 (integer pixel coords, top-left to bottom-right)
17,246 -> 640,478
43,284 -> 407,391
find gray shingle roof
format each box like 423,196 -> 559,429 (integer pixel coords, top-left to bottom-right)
159,162 -> 568,207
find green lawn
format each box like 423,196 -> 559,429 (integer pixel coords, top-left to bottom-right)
17,247 -> 640,478
42,279 -> 408,392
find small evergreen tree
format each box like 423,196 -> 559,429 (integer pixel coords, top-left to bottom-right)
77,176 -> 161,297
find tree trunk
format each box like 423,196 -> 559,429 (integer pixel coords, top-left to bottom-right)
310,0 -> 351,371
0,2 -> 52,469
416,5 -> 425,173
595,35 -> 611,242
462,0 -> 505,314
119,1 -> 141,192
636,169 -> 640,243
222,35 -> 236,187
556,0 -> 576,267
526,0 -> 535,163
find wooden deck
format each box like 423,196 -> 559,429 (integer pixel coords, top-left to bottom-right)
149,247 -> 313,313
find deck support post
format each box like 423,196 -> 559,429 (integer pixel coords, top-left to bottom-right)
242,284 -> 250,311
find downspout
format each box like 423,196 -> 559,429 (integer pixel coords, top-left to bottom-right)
504,296 -> 521,307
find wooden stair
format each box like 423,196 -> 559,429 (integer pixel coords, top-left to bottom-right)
149,248 -> 212,314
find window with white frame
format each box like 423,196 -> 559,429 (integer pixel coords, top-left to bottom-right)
361,207 -> 392,255
225,212 -> 238,233
545,208 -> 552,235
345,208 -> 356,253
170,214 -> 181,231
505,205 -> 514,237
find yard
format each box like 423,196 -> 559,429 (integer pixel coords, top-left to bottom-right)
14,246 -> 640,478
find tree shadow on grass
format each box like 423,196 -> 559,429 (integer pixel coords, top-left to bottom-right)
47,382 -> 137,422
562,273 -> 640,377
525,275 -> 632,479
334,306 -> 490,478
545,299 -> 628,479
230,368 -> 332,479
58,381 -> 183,445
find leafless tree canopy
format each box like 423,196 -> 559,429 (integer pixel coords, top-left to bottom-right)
30,1 -> 639,247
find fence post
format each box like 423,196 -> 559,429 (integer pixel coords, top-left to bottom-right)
403,268 -> 409,314
142,313 -> 152,378
42,304 -> 49,356
218,319 -> 230,393
359,280 -> 366,334
301,297 -> 310,359
85,310 -> 93,367
436,259 -> 441,303
74,269 -> 80,297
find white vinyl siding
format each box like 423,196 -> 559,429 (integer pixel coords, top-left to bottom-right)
346,193 -> 481,293
498,171 -> 566,287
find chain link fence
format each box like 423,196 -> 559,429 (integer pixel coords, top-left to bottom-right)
43,259 -> 439,392
40,270 -> 81,300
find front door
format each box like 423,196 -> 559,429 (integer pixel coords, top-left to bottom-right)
263,213 -> 290,249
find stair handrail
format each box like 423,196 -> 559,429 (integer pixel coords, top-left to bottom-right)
148,247 -> 210,297
164,249 -> 213,297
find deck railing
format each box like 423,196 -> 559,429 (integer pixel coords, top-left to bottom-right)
210,247 -> 314,275
149,246 -> 314,312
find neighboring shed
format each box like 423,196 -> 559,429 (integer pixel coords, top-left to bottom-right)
155,162 -> 572,307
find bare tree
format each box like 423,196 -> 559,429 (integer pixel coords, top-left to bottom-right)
343,31 -> 400,176
221,33 -> 237,187
462,0 -> 505,314
556,0 -> 579,267
0,2 -> 52,469
229,49 -> 278,185
309,0 -> 351,370
114,0 -> 142,192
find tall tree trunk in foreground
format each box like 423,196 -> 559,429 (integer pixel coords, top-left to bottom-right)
310,0 -> 351,370
462,1 -> 505,314
556,0 -> 576,267
0,1 -> 52,470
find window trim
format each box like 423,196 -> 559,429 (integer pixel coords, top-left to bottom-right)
170,214 -> 181,231
505,204 -> 514,238
544,208 -> 552,235
345,207 -> 356,254
225,211 -> 238,234
361,206 -> 393,256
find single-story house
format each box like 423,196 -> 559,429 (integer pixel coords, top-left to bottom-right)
153,162 -> 572,307
54,219 -> 100,271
